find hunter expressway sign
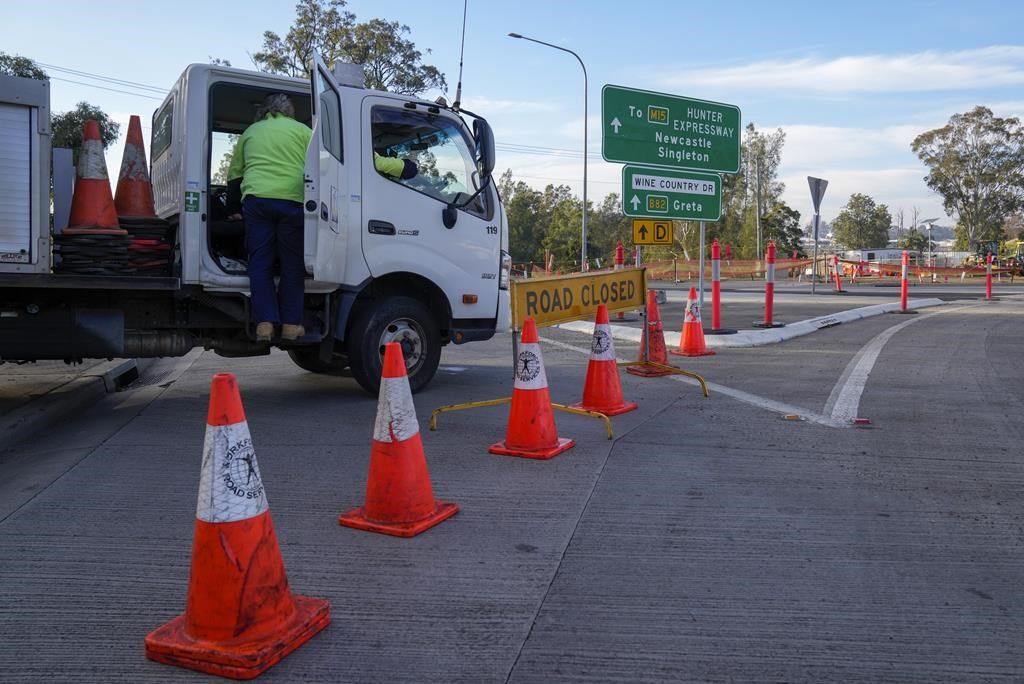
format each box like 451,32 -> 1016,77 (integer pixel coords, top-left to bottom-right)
602,84 -> 741,174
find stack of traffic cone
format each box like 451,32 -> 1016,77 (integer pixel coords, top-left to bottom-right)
671,287 -> 716,357
54,120 -> 133,275
145,373 -> 330,679
627,289 -> 676,377
339,342 -> 459,537
115,115 -> 173,275
489,318 -> 575,459
571,304 -> 637,415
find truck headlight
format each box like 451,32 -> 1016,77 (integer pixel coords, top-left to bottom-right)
499,250 -> 511,290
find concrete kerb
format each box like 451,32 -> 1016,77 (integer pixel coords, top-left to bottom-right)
556,298 -> 947,349
0,359 -> 138,450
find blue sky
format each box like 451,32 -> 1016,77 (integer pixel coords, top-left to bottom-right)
5,0 -> 1023,227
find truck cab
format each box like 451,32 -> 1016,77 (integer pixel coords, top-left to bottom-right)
1,58 -> 511,395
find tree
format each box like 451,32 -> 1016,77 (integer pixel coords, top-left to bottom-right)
911,106 -> 1024,250
897,228 -> 929,252
51,102 -> 121,162
761,202 -> 803,257
0,52 -> 46,80
735,123 -> 786,258
252,0 -> 446,95
831,193 -> 892,249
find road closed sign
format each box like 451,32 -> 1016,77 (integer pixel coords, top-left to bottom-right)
511,268 -> 647,329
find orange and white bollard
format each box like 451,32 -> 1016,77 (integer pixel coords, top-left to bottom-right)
707,238 -> 735,335
832,255 -> 846,293
986,251 -> 994,301
753,240 -> 784,328
894,250 -> 918,315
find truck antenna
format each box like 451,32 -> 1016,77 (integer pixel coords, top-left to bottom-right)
452,0 -> 468,111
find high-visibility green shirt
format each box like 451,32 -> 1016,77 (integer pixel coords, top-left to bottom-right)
227,113 -> 312,204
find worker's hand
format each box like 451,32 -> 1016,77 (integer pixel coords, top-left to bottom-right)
228,213 -> 243,221
400,159 -> 418,180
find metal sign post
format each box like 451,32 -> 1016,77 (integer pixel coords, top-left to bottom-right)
807,176 -> 829,295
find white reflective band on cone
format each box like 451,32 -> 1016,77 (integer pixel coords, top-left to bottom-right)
766,263 -> 775,282
589,323 -> 616,361
119,144 -> 149,181
686,298 -> 702,323
77,139 -> 109,180
712,260 -> 720,280
196,421 -> 269,523
373,375 -> 419,443
514,342 -> 548,390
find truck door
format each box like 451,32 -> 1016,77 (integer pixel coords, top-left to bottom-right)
304,54 -> 347,284
360,100 -> 500,321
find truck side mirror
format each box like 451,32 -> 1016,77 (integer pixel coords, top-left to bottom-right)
474,118 -> 495,179
442,203 -> 458,229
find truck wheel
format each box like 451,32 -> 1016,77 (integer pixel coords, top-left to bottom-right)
287,349 -> 350,376
347,296 -> 441,395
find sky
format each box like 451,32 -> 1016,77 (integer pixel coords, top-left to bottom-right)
5,0 -> 1024,229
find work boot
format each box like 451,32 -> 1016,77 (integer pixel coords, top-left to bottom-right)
281,324 -> 305,341
255,322 -> 274,342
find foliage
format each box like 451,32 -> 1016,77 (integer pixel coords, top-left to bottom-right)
911,106 -> 1024,250
831,193 -> 893,249
761,202 -> 803,257
1004,213 -> 1024,241
252,0 -> 446,95
51,102 -> 121,162
0,52 -> 46,80
897,228 -> 929,252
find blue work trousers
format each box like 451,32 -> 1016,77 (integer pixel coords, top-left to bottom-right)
242,197 -> 305,325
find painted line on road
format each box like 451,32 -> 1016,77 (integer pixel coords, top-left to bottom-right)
539,336 -> 849,429
824,304 -> 977,422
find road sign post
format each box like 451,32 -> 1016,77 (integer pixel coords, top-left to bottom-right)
603,85 -> 741,174
622,166 -> 722,221
807,176 -> 829,295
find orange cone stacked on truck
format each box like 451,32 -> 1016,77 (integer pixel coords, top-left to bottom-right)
114,115 -> 157,219
339,342 -> 459,537
627,289 -> 675,377
571,304 -> 637,416
65,119 -> 124,234
145,373 -> 330,680
489,317 -> 575,459
671,287 -> 716,357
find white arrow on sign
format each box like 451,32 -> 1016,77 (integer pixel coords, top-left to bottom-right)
611,117 -> 622,134
630,195 -> 641,210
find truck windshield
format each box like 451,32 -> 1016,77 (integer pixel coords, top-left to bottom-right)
371,107 -> 487,215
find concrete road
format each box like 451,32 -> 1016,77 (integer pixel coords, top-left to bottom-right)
1,292 -> 1022,682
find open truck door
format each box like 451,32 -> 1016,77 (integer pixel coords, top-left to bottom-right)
304,53 -> 348,284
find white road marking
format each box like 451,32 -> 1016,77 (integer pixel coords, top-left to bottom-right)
539,336 -> 849,429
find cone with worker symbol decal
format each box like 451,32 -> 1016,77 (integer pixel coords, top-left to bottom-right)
627,289 -> 676,377
571,304 -> 637,416
671,287 -> 716,357
145,373 -> 330,680
339,342 -> 459,537
489,318 -> 575,459
66,119 -> 124,234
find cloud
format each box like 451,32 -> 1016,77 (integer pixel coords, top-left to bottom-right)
779,124 -> 926,168
658,45 -> 1024,94
778,168 -> 949,223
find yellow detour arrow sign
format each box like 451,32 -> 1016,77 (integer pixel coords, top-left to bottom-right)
632,219 -> 673,245
511,267 -> 647,329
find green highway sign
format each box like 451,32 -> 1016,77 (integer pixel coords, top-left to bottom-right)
602,85 -> 741,174
621,165 -> 722,221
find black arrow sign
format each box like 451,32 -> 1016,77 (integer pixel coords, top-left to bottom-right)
638,225 -> 649,239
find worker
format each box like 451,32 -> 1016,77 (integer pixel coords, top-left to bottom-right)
374,151 -> 418,180
227,93 -> 311,342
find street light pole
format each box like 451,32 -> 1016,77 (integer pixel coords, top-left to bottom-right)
921,218 -> 939,279
509,32 -> 588,271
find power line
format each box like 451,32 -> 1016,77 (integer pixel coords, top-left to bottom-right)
39,63 -> 167,93
49,76 -> 163,101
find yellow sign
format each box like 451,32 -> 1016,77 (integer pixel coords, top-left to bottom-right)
632,219 -> 673,245
510,268 -> 647,329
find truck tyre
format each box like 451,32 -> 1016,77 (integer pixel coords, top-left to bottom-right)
347,296 -> 441,395
287,349 -> 350,376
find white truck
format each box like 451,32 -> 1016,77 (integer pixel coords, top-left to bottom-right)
0,54 -> 511,394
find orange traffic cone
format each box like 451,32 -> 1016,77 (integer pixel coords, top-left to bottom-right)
65,119 -> 124,234
571,304 -> 637,416
489,317 -> 575,459
627,289 -> 675,377
145,373 -> 330,680
339,342 -> 458,537
114,114 -> 157,219
671,287 -> 716,357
